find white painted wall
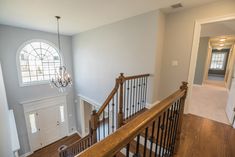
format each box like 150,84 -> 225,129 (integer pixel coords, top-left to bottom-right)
159,0 -> 235,99
0,63 -> 14,157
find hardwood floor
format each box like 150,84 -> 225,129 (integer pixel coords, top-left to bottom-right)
28,134 -> 81,157
175,114 -> 235,157
27,114 -> 235,157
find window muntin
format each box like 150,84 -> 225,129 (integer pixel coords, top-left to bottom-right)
210,52 -> 227,70
18,41 -> 61,85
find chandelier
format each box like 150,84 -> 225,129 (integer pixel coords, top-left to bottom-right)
50,16 -> 72,92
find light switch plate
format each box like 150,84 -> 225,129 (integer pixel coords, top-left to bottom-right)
172,60 -> 178,66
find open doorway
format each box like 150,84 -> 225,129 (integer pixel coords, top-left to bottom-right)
188,18 -> 235,126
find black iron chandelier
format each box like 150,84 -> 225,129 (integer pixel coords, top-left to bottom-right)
50,16 -> 72,92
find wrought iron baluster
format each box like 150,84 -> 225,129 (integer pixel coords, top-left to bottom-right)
162,109 -> 170,156
155,116 -> 161,157
132,79 -> 136,116
129,80 -> 133,118
126,143 -> 130,157
143,127 -> 148,157
159,112 -> 166,157
103,111 -> 105,139
116,91 -> 118,130
126,80 -> 130,119
135,134 -> 141,157
112,98 -> 115,133
149,121 -> 155,157
108,102 -> 110,135
123,82 -> 126,119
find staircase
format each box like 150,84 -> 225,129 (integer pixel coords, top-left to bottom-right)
59,73 -> 150,157
77,82 -> 188,157
59,73 -> 188,157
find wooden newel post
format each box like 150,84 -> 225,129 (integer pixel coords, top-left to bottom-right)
175,81 -> 188,154
118,73 -> 125,128
90,110 -> 98,144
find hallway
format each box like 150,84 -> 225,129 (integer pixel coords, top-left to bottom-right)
188,84 -> 229,124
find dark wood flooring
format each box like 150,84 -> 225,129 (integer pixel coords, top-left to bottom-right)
175,114 -> 235,157
28,134 -> 81,157
27,114 -> 235,157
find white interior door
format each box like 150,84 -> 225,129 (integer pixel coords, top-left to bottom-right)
38,105 -> 61,146
226,78 -> 235,127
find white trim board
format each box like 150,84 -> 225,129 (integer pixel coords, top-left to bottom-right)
20,93 -> 68,105
186,14 -> 235,114
77,94 -> 101,109
146,100 -> 160,109
20,152 -> 32,157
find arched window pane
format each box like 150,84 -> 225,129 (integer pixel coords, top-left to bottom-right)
19,41 -> 61,84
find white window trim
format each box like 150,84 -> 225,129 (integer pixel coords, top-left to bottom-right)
16,39 -> 64,87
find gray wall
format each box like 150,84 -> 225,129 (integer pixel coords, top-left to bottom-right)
0,25 -> 76,155
72,10 -> 165,133
73,10 -> 164,103
159,0 -> 235,99
194,37 -> 209,85
0,63 -> 14,157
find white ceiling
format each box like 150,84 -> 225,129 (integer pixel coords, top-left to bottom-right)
0,0 -> 220,35
201,19 -> 235,37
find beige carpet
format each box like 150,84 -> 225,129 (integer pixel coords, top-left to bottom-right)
189,84 -> 230,124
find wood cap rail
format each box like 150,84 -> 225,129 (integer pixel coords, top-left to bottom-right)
77,82 -> 188,157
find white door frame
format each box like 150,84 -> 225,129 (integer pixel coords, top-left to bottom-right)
77,94 -> 100,137
186,14 -> 235,113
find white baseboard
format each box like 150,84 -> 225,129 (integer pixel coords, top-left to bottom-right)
146,100 -> 160,109
76,131 -> 83,137
193,84 -> 203,87
68,130 -> 83,138
20,152 -> 32,157
68,130 -> 78,136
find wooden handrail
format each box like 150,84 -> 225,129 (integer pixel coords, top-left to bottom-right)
59,134 -> 92,157
124,74 -> 150,80
97,80 -> 120,116
77,82 -> 188,157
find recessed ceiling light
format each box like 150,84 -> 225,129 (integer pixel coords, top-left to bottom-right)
220,44 -> 224,47
220,38 -> 226,42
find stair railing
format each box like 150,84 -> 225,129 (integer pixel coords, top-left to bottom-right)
59,73 -> 150,157
90,73 -> 150,142
77,82 -> 188,157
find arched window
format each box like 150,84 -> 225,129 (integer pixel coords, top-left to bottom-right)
17,40 -> 62,86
